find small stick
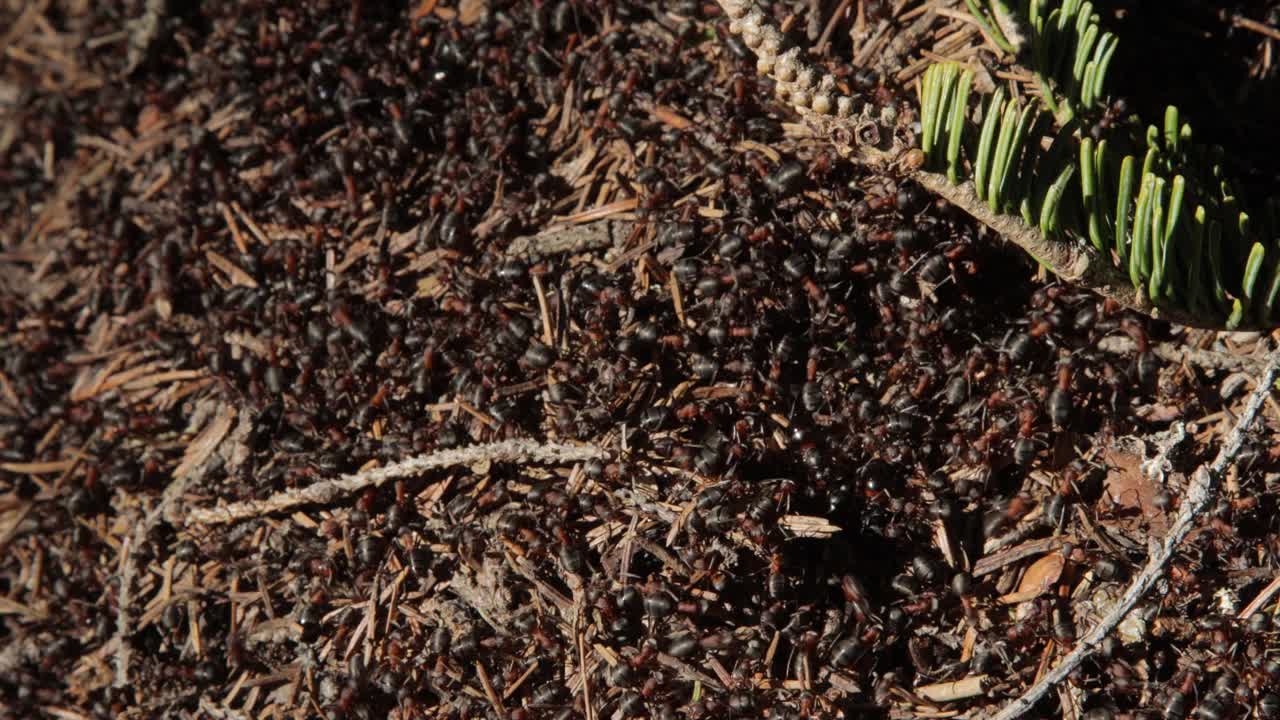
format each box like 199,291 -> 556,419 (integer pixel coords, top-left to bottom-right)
990,351 -> 1280,720
476,661 -> 507,719
506,552 -> 575,620
503,661 -> 540,701
916,675 -> 989,703
220,202 -> 249,255
187,440 -> 605,526
1096,335 -> 1263,374
1237,575 -> 1280,620
576,611 -> 595,720
655,652 -> 724,691
669,271 -> 686,328
974,535 -> 1070,578
531,273 -> 555,347
505,219 -> 637,259
1232,14 -> 1280,43
814,0 -> 854,54
113,536 -> 134,687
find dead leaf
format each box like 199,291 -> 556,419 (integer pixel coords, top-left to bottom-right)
458,0 -> 487,25
997,553 -> 1064,604
1135,403 -> 1183,422
174,404 -> 236,480
653,105 -> 692,130
411,0 -> 439,20
136,104 -> 166,135
206,249 -> 258,288
415,274 -> 446,299
1101,446 -> 1169,532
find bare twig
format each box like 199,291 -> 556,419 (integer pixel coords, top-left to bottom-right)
916,675 -> 989,703
475,660 -> 507,718
1237,575 -> 1280,620
187,440 -> 606,526
1096,335 -> 1264,374
1232,14 -> 1280,43
656,652 -> 725,691
505,220 -> 636,259
112,533 -> 138,687
813,0 -> 854,55
973,536 -> 1070,578
575,607 -> 596,720
989,352 -> 1280,720
115,405 -> 227,685
506,552 -> 575,620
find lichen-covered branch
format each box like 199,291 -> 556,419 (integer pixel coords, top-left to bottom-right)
186,440 -> 606,525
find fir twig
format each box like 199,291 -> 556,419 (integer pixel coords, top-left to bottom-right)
186,440 -> 606,526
